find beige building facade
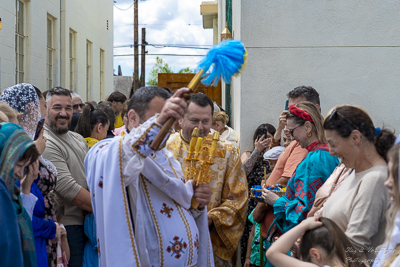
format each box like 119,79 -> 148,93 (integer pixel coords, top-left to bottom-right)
201,0 -> 400,152
0,0 -> 113,102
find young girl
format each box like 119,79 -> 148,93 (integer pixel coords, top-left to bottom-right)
212,111 -> 240,145
75,103 -> 110,148
266,217 -> 360,267
373,139 -> 400,267
49,191 -> 70,267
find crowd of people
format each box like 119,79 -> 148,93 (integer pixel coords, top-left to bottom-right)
0,82 -> 399,267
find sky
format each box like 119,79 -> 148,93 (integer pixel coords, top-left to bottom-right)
113,0 -> 213,84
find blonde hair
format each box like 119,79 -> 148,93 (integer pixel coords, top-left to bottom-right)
213,111 -> 229,125
0,111 -> 9,123
290,101 -> 326,143
384,143 -> 400,246
0,102 -> 22,122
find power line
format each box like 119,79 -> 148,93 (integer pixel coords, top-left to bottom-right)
113,1 -> 136,11
114,53 -> 205,57
114,23 -> 202,27
114,44 -> 212,49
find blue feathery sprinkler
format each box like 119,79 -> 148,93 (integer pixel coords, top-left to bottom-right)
150,39 -> 247,150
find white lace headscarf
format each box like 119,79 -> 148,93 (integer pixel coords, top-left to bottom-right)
0,83 -> 41,138
0,83 -> 58,176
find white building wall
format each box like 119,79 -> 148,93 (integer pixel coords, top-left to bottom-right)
0,1 -> 18,90
232,0 -> 400,152
0,0 -> 113,102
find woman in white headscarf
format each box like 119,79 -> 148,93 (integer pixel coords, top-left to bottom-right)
0,83 -> 41,137
0,83 -> 60,267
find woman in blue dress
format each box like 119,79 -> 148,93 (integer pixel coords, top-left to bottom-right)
261,101 -> 339,233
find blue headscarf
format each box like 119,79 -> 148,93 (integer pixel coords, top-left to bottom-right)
0,122 -> 38,267
0,122 -> 36,197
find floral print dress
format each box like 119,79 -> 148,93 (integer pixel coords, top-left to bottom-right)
37,158 -> 58,267
240,159 -> 271,266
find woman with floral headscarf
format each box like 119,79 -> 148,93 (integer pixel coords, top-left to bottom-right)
0,122 -> 41,267
0,83 -> 60,267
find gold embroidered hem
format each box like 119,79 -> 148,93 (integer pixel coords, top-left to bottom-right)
119,138 -> 140,265
166,131 -> 248,260
141,175 -> 165,266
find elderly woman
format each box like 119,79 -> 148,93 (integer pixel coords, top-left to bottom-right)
322,105 -> 395,262
261,101 -> 339,233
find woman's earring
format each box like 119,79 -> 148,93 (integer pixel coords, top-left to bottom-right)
307,131 -> 312,138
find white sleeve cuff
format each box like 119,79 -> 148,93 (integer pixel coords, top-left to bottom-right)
20,193 -> 38,219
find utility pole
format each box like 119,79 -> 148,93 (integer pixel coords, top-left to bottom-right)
133,0 -> 139,92
130,0 -> 139,97
140,28 -> 146,88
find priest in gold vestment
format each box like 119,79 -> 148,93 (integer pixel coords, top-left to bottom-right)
167,93 -> 248,266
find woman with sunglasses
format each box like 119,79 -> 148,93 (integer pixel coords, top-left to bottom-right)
261,101 -> 339,234
322,105 -> 395,262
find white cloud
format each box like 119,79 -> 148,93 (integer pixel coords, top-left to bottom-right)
113,0 -> 213,82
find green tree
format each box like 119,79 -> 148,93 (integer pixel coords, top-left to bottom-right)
147,57 -> 173,86
178,67 -> 193,73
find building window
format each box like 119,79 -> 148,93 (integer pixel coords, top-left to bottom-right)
15,0 -> 25,83
86,40 -> 92,100
100,49 -> 105,100
69,29 -> 77,92
47,15 -> 55,91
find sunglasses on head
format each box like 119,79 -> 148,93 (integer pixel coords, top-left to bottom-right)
326,109 -> 358,130
73,103 -> 85,110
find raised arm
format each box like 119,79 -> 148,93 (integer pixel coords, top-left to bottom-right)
266,217 -> 321,267
242,135 -> 271,176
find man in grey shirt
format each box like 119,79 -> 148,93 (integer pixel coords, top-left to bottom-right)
43,87 -> 91,267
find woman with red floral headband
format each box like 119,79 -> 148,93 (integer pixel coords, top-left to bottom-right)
261,101 -> 339,234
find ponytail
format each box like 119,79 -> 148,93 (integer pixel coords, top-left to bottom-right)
75,103 -> 109,138
374,128 -> 396,162
299,217 -> 360,267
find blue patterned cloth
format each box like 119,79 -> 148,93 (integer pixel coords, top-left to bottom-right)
0,123 -> 38,267
273,143 -> 339,233
0,177 -> 24,267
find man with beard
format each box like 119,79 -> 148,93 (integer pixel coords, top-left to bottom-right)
43,87 -> 91,267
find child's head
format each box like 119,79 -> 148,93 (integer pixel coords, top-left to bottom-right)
49,191 -> 65,223
384,141 -> 400,245
212,112 -> 229,133
299,217 -> 357,267
385,142 -> 400,203
263,146 -> 284,170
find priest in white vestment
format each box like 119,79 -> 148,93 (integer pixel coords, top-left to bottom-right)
85,87 -> 214,267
